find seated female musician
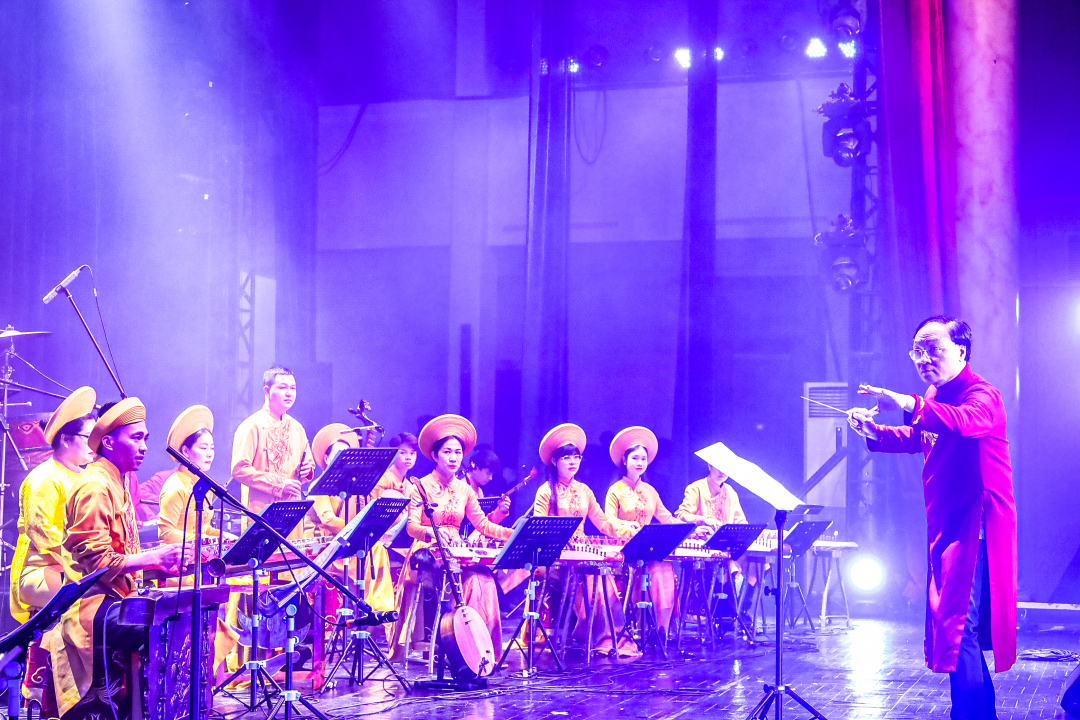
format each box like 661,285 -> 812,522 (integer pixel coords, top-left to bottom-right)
604,426 -> 680,638
158,405 -> 225,545
389,415 -> 513,662
675,463 -> 760,626
157,406 -> 240,681
464,446 -> 510,524
10,387 -> 96,713
531,423 -> 639,657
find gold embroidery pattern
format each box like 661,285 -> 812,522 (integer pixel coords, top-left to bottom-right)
265,420 -> 292,474
922,430 -> 939,449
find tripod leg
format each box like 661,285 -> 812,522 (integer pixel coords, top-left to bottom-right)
296,694 -> 331,720
319,633 -> 355,693
785,685 -> 828,719
746,688 -> 777,720
534,617 -> 564,671
360,635 -> 412,692
496,613 -> 531,672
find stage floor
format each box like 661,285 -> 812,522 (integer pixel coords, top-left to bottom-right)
217,618 -> 1080,720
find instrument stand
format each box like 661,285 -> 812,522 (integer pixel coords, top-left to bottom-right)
621,560 -> 665,658
215,559 -> 284,713
493,516 -> 578,676
267,605 -> 328,720
617,522 -> 695,657
746,506 -> 828,720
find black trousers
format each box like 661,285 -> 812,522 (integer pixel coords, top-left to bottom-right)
949,540 -> 997,720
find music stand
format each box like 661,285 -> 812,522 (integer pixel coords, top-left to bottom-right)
778,520 -> 832,631
317,497 -> 411,693
215,500 -> 313,713
618,523 -> 695,657
703,523 -> 768,641
308,449 -> 397,610
493,516 -> 580,676
747,504 -> 827,720
0,568 -> 107,720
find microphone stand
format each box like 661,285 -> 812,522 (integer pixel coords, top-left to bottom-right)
166,447 -> 371,720
57,287 -> 126,398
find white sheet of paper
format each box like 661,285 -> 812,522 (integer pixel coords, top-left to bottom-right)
695,441 -> 803,512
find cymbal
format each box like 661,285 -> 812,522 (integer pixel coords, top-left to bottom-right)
0,328 -> 49,339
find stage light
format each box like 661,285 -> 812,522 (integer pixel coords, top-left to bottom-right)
838,40 -> 857,59
568,58 -> 580,74
850,556 -> 884,592
817,83 -> 872,167
714,47 -> 725,61
805,38 -> 828,58
674,48 -> 691,69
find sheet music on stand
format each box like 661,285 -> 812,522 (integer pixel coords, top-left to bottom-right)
260,497 -> 409,617
307,447 -> 398,500
221,501 -> 313,567
621,523 -> 696,565
494,516 -> 580,570
705,522 -> 768,559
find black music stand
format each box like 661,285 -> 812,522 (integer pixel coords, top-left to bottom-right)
214,500 -> 313,713
0,569 -> 107,720
618,523 -> 695,657
308,448 -> 397,604
705,522 -> 768,642
493,516 -> 580,677
317,497 -> 411,693
779,520 -> 832,631
461,496 -> 502,538
747,504 -> 828,720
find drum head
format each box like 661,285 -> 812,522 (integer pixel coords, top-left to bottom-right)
451,605 -> 496,677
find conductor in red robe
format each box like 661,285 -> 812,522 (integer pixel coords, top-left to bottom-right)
849,316 -> 1016,720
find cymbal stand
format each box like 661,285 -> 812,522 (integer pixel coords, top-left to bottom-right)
0,338 -> 28,577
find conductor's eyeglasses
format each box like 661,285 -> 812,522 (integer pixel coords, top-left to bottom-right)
908,344 -> 951,362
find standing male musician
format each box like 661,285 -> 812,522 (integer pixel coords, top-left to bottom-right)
44,398 -> 185,719
231,366 -> 315,534
849,316 -> 1016,720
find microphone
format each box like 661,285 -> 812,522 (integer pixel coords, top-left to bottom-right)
42,266 -> 85,304
342,609 -> 398,628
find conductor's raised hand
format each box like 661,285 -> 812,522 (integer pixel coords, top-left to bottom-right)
857,384 -> 915,414
848,408 -> 879,441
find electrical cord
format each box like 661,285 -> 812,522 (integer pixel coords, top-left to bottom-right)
84,266 -> 125,392
1019,649 -> 1080,662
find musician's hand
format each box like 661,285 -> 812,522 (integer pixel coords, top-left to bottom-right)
280,479 -> 303,501
703,518 -> 721,529
298,457 -> 315,480
848,408 -> 880,441
857,384 -> 914,414
154,544 -> 185,574
496,495 -> 511,515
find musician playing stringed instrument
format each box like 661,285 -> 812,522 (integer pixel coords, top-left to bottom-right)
605,426 -> 680,638
463,446 -> 510,524
531,424 -> 639,657
388,415 -> 512,663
